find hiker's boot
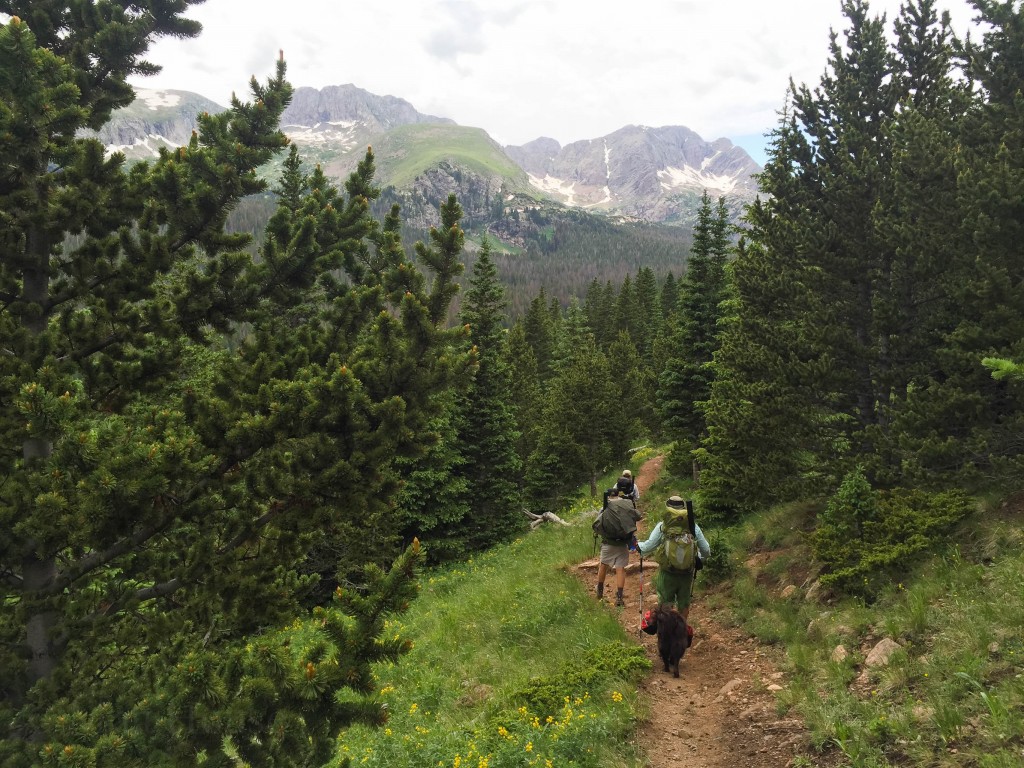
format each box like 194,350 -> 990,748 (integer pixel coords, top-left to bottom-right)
595,582 -> 604,600
615,589 -> 625,608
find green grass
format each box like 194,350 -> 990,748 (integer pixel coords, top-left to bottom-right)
721,504 -> 1024,767
306,458 -> 1024,768
371,124 -> 531,190
330,490 -> 650,768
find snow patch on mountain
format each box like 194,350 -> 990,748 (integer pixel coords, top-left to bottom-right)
106,134 -> 177,157
283,120 -> 360,148
528,173 -> 579,206
657,164 -> 740,194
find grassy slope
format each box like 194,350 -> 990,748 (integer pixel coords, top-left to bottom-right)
302,452 -> 1022,768
331,457 -> 660,768
369,124 -> 533,191
715,499 -> 1024,768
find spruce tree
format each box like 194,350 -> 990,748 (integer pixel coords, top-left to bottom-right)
526,331 -> 619,501
583,278 -> 613,348
0,8 -> 467,764
658,191 -> 732,473
697,103 -> 836,516
660,272 -> 680,320
455,239 -> 523,549
503,322 -> 542,486
936,0 -> 1024,483
698,0 -> 1011,510
522,289 -> 555,380
633,266 -> 662,360
608,330 -> 657,439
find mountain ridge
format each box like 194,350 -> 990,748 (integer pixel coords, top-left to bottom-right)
94,83 -> 761,234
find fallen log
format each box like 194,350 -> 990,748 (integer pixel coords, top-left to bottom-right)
522,509 -> 571,529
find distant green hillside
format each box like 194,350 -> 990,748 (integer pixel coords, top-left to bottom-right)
368,123 -> 533,191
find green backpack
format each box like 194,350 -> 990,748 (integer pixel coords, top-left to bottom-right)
655,506 -> 696,573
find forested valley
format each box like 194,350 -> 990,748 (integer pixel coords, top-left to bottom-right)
3,1 -> 1024,766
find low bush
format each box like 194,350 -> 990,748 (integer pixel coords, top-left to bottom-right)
812,469 -> 974,597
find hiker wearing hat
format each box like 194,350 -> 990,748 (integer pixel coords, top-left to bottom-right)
594,476 -> 643,607
637,496 -> 711,621
619,469 -> 640,502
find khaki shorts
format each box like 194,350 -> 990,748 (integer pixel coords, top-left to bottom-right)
599,543 -> 630,569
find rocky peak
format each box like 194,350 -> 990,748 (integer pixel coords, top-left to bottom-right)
504,124 -> 761,223
281,84 -> 454,133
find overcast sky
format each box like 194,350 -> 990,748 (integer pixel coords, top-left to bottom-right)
127,0 -> 982,164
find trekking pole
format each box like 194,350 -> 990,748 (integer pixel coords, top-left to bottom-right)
638,554 -> 644,634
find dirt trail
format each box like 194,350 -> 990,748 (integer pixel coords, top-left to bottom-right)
574,456 -> 810,768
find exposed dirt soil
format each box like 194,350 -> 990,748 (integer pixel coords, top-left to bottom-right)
573,456 -> 814,768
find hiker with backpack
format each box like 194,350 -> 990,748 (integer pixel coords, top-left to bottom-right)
593,476 -> 643,607
619,469 -> 640,502
637,495 -> 711,621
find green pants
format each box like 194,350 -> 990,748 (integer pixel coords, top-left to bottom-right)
654,567 -> 695,611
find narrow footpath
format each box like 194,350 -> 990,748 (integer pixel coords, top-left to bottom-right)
574,456 -> 812,768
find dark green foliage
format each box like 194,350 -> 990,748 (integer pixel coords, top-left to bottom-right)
0,8 -> 469,764
484,211 -> 692,320
659,191 -> 732,472
392,389 -> 473,565
607,330 -> 658,438
522,289 -> 556,380
525,336 -> 621,502
503,323 -> 542,473
700,1 -> 1024,513
812,471 -> 974,598
696,529 -> 734,584
454,238 -> 524,550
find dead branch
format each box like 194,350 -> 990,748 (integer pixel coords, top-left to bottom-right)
522,509 -> 571,530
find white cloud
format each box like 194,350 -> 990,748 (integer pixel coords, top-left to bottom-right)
128,0 -> 983,160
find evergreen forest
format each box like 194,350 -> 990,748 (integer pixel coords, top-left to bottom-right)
2,1 -> 1024,766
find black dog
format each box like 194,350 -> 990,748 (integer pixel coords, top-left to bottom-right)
653,604 -> 689,678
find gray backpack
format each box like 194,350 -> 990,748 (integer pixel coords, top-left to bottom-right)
593,498 -> 636,543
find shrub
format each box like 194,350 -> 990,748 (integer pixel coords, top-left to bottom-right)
699,529 -> 735,583
812,471 -> 973,597
513,641 -> 650,717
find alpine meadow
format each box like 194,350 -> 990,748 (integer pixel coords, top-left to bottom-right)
3,2 -> 1024,768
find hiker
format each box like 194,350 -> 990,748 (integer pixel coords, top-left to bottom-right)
637,495 -> 710,621
595,476 -> 643,607
619,469 -> 640,502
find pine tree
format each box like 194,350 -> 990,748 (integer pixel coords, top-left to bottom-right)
0,9 -> 468,763
526,335 -> 620,500
660,272 -> 680,320
933,0 -> 1024,483
583,278 -> 613,348
697,103 -> 837,517
522,289 -> 556,380
697,0 -> 1010,511
455,239 -> 524,549
608,330 -> 657,439
613,273 -> 639,340
549,297 -> 591,369
393,388 -> 473,564
633,266 -> 662,360
504,322 -> 542,484
658,191 -> 732,472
